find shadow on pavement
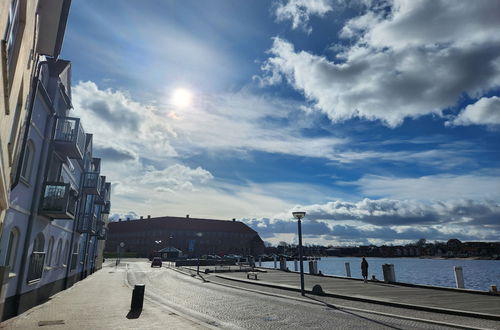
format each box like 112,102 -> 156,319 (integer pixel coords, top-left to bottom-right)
126,308 -> 142,319
306,296 -> 404,330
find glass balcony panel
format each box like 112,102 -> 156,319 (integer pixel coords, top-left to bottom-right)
40,182 -> 77,219
53,117 -> 85,159
82,172 -> 101,195
102,201 -> 111,214
77,212 -> 97,234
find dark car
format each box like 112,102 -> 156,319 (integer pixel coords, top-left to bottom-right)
151,257 -> 162,267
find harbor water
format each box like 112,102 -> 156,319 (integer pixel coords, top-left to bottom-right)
261,257 -> 500,291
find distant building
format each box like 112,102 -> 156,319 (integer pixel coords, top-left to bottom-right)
106,216 -> 265,258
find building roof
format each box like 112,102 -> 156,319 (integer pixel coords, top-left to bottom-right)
108,216 -> 258,235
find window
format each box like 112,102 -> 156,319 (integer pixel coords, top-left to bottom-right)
27,233 -> 45,283
55,239 -> 62,266
33,232 -> 45,252
4,0 -> 24,82
46,237 -> 54,266
4,227 -> 20,271
20,140 -> 34,183
63,240 -> 69,266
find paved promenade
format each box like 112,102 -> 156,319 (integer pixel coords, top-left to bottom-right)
0,262 -> 208,330
212,268 -> 500,320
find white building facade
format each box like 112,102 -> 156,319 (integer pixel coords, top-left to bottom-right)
0,59 -> 111,320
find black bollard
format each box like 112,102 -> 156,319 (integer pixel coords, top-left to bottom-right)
131,284 -> 145,310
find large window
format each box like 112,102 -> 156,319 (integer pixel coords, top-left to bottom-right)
4,227 -> 20,271
45,237 -> 54,267
55,239 -> 62,266
3,0 -> 25,82
27,233 -> 45,283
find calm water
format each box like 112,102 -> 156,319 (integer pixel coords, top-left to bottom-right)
261,257 -> 500,291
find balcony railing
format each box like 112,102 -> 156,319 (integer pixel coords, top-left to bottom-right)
39,182 -> 78,219
53,117 -> 85,159
77,212 -> 97,234
102,201 -> 111,214
97,227 -> 108,240
27,252 -> 46,283
82,172 -> 102,195
95,178 -> 107,204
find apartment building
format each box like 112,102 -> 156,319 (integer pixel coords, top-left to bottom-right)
1,0 -> 71,242
0,58 -> 111,320
0,0 -> 112,320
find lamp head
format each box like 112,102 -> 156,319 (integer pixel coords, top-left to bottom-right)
292,211 -> 306,220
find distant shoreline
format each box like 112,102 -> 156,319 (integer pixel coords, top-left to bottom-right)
325,256 -> 500,260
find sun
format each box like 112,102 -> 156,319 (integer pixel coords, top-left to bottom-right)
171,88 -> 193,108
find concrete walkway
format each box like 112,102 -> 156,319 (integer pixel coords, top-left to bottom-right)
0,262 -> 208,330
214,268 -> 500,320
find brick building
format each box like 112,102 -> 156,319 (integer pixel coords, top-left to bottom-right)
106,215 -> 265,258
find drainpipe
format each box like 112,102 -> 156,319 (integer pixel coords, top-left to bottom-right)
13,59 -> 51,312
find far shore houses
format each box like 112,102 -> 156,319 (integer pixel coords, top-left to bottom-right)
106,215 -> 265,258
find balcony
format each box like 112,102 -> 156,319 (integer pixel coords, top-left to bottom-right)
95,178 -> 107,204
36,0 -> 72,58
77,212 -> 97,234
102,201 -> 111,214
53,117 -> 85,159
97,227 -> 108,240
82,172 -> 102,195
39,182 -> 78,219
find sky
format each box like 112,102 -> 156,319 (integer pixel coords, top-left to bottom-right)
61,0 -> 500,246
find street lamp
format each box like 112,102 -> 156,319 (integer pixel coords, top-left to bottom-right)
293,211 -> 306,296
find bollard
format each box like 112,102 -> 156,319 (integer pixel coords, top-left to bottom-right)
454,266 -> 465,289
345,262 -> 351,277
382,264 -> 396,282
312,284 -> 325,296
294,260 -> 298,272
131,284 -> 145,310
280,257 -> 287,270
258,257 -> 262,267
273,255 -> 277,268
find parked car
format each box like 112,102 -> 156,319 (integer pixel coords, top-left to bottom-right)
151,257 -> 162,267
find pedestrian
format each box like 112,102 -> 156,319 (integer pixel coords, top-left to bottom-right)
361,257 -> 368,283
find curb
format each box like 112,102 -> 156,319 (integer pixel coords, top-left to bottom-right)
215,274 -> 500,321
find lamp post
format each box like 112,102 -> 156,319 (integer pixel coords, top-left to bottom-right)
293,211 -> 306,296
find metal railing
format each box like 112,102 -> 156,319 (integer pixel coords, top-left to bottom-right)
40,182 -> 78,219
27,252 -> 46,283
78,212 -> 97,233
102,201 -> 111,214
82,172 -> 102,194
54,117 -> 85,159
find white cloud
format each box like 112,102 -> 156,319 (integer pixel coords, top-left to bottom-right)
450,96 -> 500,126
141,164 -> 213,192
353,172 -> 500,200
275,0 -> 333,33
263,0 -> 500,126
242,197 -> 500,245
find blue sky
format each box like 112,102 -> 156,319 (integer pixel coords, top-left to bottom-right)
62,0 -> 500,246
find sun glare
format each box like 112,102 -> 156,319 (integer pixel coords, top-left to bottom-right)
171,88 -> 193,108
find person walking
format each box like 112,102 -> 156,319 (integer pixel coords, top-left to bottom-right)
361,257 -> 369,283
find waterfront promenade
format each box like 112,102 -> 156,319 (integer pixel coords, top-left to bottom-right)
208,267 -> 500,320
0,262 -> 208,330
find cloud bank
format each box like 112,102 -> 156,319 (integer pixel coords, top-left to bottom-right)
263,0 -> 500,127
